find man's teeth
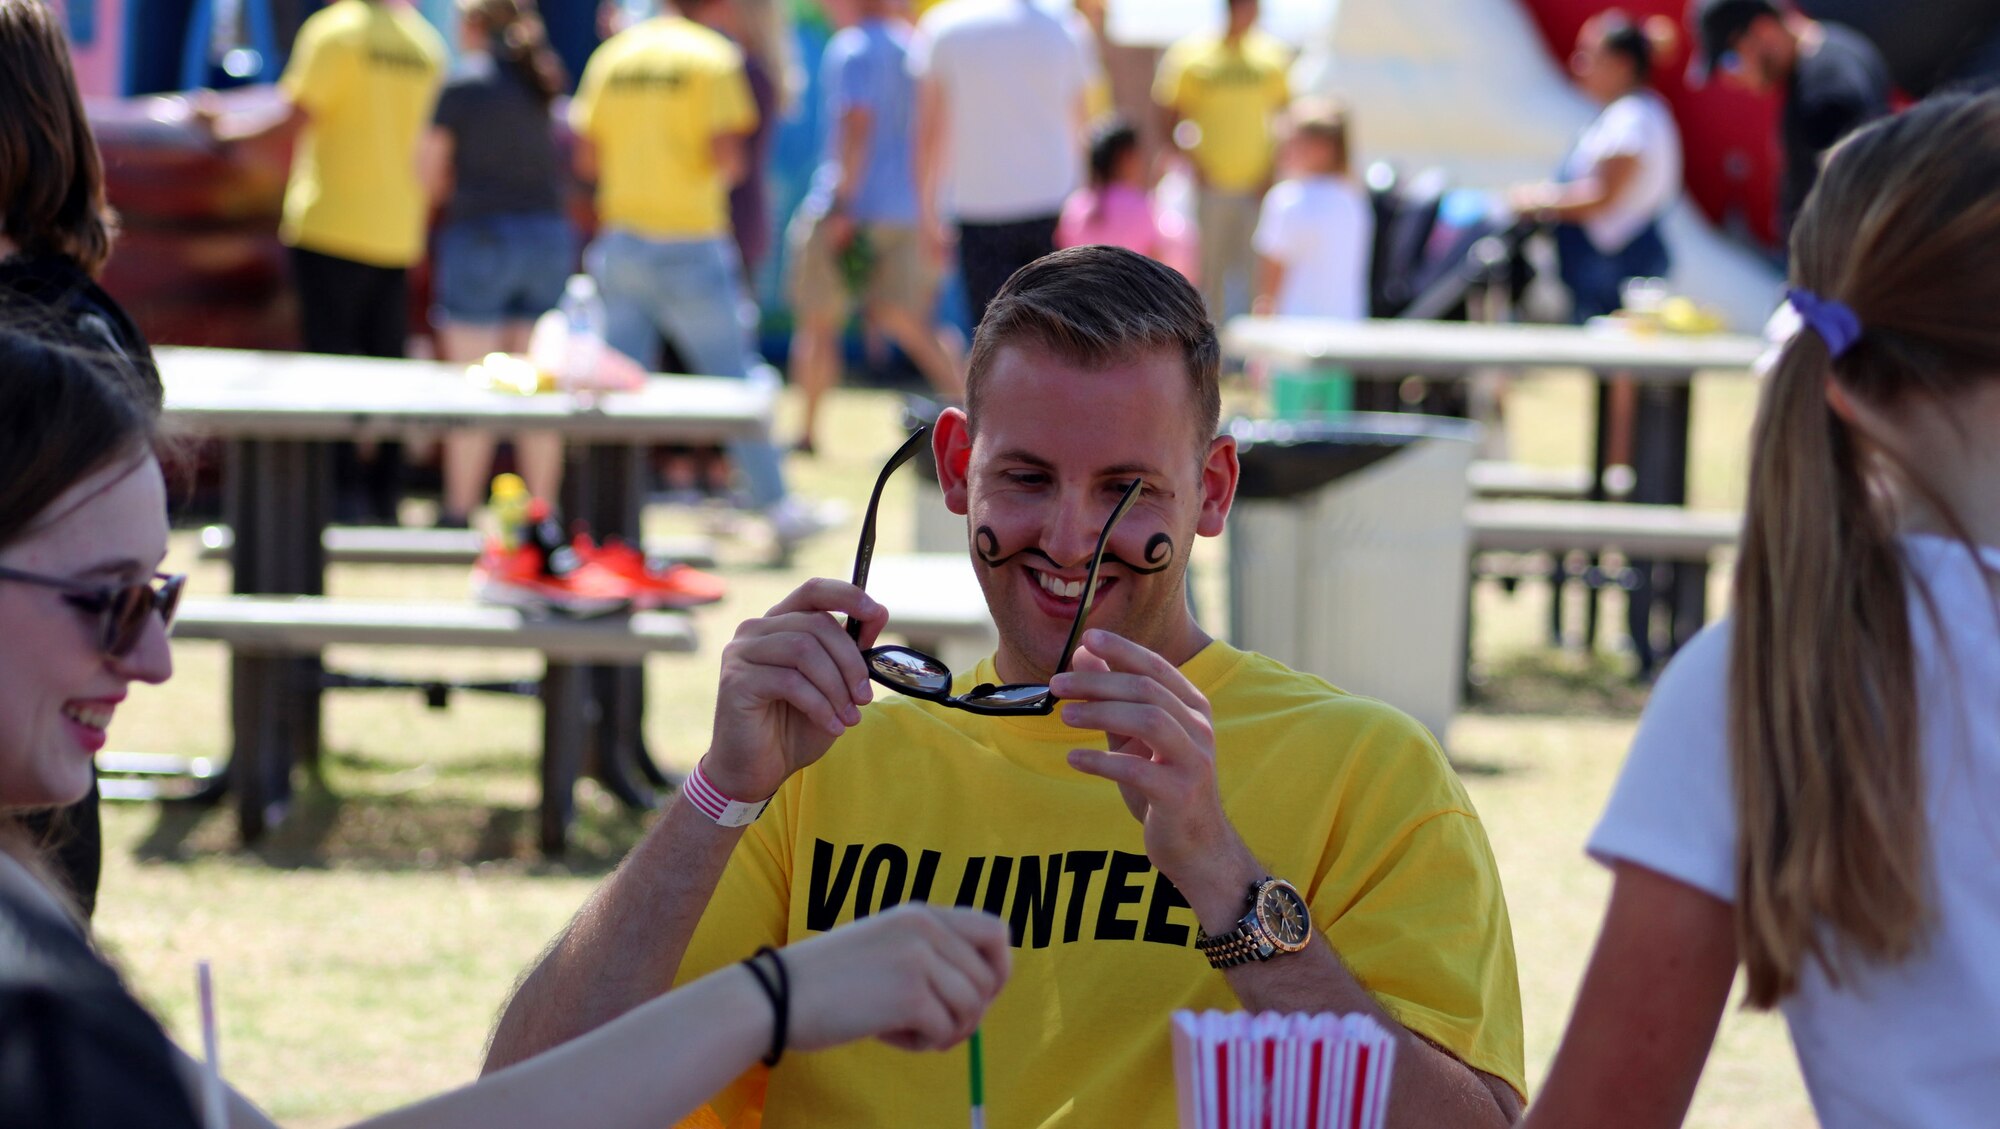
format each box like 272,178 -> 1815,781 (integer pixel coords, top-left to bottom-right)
1032,570 -> 1104,600
62,704 -> 112,730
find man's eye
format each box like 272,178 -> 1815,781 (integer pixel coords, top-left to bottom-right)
1003,472 -> 1047,486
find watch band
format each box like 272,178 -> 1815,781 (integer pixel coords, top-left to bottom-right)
682,760 -> 771,827
1194,877 -> 1310,970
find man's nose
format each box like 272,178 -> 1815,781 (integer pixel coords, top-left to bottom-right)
1042,491 -> 1112,567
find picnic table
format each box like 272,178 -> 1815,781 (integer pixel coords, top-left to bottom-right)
1222,317 -> 1766,669
159,346 -> 775,844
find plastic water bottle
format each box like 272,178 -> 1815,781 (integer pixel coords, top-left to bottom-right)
558,273 -> 606,409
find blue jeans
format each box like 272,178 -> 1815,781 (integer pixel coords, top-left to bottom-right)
1555,220 -> 1671,323
586,229 -> 788,508
433,212 -> 574,325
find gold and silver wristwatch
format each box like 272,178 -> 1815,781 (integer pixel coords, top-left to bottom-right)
1194,877 -> 1314,969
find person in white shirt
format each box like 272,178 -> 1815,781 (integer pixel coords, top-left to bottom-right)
1509,10 -> 1682,321
1521,90 -> 2000,1129
911,0 -> 1092,325
1251,99 -> 1372,416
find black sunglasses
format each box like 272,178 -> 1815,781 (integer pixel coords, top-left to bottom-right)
846,426 -> 1143,716
0,565 -> 184,658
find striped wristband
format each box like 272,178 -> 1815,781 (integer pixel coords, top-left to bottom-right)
682,760 -> 771,827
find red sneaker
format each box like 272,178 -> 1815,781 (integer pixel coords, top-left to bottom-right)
473,538 -> 634,617
574,534 -> 728,610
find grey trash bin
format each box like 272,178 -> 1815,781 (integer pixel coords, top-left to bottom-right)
1226,414 -> 1480,741
902,395 -> 965,554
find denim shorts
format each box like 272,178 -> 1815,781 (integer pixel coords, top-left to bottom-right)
433,212 -> 576,325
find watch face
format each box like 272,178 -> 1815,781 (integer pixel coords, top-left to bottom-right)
1256,881 -> 1313,951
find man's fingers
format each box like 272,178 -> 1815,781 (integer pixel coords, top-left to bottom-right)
1060,700 -> 1211,765
736,632 -> 864,728
733,664 -> 847,738
1066,745 -> 1168,789
766,577 -> 884,624
1071,630 -> 1208,713
1052,668 -> 1194,715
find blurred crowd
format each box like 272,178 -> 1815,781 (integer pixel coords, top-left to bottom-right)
183,0 -> 1894,533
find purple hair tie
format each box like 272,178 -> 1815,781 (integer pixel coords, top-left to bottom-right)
1785,287 -> 1862,359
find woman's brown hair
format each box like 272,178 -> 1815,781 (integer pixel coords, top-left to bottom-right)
1731,90 -> 2000,1007
460,0 -> 566,106
0,0 -> 116,275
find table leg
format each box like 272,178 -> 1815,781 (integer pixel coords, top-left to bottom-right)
219,439 -> 329,841
569,443 -> 672,811
539,663 -> 589,856
1627,382 -> 1693,677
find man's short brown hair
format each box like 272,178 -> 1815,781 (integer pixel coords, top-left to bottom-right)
966,246 -> 1221,452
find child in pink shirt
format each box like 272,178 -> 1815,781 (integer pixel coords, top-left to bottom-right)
1057,120 -> 1164,258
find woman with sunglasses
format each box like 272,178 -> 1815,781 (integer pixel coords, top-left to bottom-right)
0,0 -> 162,922
0,327 -> 1009,1126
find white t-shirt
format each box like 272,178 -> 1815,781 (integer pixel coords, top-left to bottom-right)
1251,175 -> 1373,320
1560,90 -> 1681,255
908,0 -> 1091,223
1590,534 -> 2000,1129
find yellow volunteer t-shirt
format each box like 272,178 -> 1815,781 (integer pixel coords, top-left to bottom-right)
1154,30 -> 1292,193
675,641 -> 1525,1129
277,0 -> 445,267
569,16 -> 757,241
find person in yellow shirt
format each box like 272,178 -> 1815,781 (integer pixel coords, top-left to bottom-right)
205,0 -> 446,523
481,246 -> 1527,1128
571,0 -> 837,551
1155,0 -> 1292,321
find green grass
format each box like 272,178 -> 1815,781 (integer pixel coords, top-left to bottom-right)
93,375 -> 1817,1127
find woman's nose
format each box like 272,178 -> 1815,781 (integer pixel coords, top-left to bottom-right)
110,610 -> 175,686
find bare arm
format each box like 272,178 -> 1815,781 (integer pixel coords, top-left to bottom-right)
1519,863 -> 1736,1129
572,136 -> 599,188
833,105 -> 873,212
485,579 -> 892,1071
1254,255 -> 1284,315
1061,631 -> 1521,1129
915,74 -> 949,256
418,126 -> 454,207
190,904 -> 1006,1129
483,793 -> 751,1071
197,93 -> 307,146
1511,154 -> 1640,224
712,132 -> 749,189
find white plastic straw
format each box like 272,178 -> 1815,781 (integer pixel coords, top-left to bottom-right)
197,960 -> 226,1129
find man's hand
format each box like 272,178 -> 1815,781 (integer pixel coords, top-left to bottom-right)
822,209 -> 857,255
1054,629 -> 1251,904
702,579 -> 888,803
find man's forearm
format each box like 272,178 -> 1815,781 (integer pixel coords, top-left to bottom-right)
482,798 -> 745,1072
1183,845 -> 1520,1128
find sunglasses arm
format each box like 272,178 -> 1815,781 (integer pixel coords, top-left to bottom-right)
846,426 -> 933,642
1051,479 -> 1144,680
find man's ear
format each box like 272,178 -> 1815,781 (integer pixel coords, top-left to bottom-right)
1197,435 -> 1238,538
934,407 -> 974,515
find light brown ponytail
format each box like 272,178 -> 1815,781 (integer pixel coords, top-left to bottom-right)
1729,91 -> 2000,1007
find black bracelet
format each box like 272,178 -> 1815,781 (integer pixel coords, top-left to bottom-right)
741,946 -> 790,1067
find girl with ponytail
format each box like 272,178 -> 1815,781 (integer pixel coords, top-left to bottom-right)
1522,89 -> 2000,1129
420,0 -> 573,527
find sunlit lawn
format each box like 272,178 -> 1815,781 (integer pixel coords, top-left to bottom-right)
93,373 -> 1816,1127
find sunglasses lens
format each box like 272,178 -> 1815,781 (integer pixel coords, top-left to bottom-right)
105,586 -> 152,657
963,683 -> 1052,708
105,576 -> 182,657
868,646 -> 953,694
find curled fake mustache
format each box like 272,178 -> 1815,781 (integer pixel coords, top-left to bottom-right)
973,525 -> 1177,575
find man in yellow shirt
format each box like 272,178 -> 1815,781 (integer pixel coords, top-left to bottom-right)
1155,0 -> 1292,321
206,0 -> 445,522
571,1 -> 834,550
482,246 -> 1526,1128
